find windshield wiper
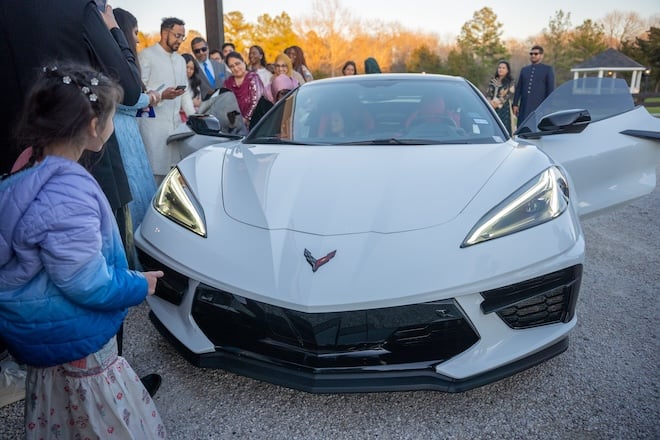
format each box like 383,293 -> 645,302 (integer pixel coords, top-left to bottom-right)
246,136 -> 317,145
336,138 -> 469,145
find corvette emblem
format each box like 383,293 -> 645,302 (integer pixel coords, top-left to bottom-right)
304,249 -> 336,272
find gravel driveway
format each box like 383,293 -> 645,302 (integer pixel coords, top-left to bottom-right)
2,169 -> 658,440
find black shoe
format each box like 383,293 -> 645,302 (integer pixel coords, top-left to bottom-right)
140,373 -> 162,397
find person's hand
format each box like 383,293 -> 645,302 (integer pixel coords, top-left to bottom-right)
100,4 -> 119,30
160,87 -> 186,100
147,90 -> 161,106
143,271 -> 164,295
512,105 -> 519,116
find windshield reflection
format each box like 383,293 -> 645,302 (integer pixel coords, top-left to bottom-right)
247,76 -> 508,146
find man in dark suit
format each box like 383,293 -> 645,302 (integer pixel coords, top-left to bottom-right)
191,36 -> 227,99
512,45 -> 555,124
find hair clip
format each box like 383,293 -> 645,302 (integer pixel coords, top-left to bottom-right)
90,78 -> 99,86
62,76 -> 72,84
89,94 -> 98,102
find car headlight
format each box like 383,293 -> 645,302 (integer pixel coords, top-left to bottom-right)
461,166 -> 569,247
153,167 -> 207,237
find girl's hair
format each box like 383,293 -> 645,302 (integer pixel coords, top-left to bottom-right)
14,63 -> 123,168
364,57 -> 381,74
113,8 -> 143,82
182,53 -> 202,99
284,46 -> 308,72
342,60 -> 357,75
274,53 -> 294,79
494,60 -> 513,84
249,45 -> 268,69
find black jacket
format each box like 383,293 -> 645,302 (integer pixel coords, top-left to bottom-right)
0,0 -> 142,209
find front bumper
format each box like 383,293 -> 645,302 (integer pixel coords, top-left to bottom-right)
139,247 -> 581,393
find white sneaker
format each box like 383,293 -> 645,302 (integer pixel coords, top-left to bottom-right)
0,357 -> 26,408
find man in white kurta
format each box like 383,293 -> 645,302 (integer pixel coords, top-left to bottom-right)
138,17 -> 188,182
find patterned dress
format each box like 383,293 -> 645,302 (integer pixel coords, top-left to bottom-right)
25,337 -> 166,439
486,77 -> 516,135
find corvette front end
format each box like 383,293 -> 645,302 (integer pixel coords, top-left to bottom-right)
135,74 -> 657,393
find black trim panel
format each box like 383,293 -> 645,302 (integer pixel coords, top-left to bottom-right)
620,129 -> 660,141
149,311 -> 569,394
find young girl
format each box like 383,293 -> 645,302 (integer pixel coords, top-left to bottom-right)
0,64 -> 166,439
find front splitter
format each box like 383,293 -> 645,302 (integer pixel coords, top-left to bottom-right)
149,311 -> 568,393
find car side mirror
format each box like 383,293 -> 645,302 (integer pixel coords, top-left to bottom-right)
186,114 -> 244,139
187,114 -> 221,134
517,109 -> 591,139
538,109 -> 591,133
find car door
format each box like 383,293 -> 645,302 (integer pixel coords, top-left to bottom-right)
516,78 -> 660,218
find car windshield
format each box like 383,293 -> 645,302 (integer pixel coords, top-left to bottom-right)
517,77 -> 636,132
247,75 -> 508,146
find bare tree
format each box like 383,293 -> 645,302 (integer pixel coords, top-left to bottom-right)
601,11 -> 647,48
297,0 -> 355,77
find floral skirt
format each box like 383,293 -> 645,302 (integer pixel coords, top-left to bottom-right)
25,337 -> 166,439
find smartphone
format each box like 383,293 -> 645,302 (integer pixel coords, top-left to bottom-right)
94,0 -> 107,12
175,85 -> 187,90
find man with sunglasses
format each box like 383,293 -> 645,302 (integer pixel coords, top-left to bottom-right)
191,37 -> 226,99
138,17 -> 188,183
512,45 -> 555,125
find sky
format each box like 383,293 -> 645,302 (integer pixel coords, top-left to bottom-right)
108,0 -> 659,41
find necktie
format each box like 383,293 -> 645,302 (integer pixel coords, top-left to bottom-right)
203,61 -> 215,87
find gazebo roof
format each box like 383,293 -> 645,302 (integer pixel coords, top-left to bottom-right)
571,48 -> 645,71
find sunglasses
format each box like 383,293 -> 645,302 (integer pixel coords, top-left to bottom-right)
529,52 -> 541,56
193,46 -> 208,54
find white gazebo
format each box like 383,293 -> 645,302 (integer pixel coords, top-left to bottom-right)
571,48 -> 648,93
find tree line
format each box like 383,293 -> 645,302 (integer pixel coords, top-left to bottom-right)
137,0 -> 660,92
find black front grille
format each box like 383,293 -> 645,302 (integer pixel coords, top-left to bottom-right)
192,285 -> 479,370
480,265 -> 582,329
137,248 -> 188,305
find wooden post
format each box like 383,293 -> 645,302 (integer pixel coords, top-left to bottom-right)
203,0 -> 224,51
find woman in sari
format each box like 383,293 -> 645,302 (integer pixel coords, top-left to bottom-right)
223,51 -> 266,128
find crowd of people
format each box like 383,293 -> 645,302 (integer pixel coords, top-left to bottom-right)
0,0 -> 555,436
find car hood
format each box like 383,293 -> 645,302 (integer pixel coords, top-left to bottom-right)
220,143 -> 514,235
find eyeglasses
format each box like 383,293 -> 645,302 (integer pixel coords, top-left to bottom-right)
193,46 -> 208,54
529,52 -> 541,56
169,31 -> 186,41
273,64 -> 288,69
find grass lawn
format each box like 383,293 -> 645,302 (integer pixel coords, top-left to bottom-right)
643,97 -> 660,115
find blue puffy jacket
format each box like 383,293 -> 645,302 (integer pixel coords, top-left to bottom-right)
0,155 -> 147,367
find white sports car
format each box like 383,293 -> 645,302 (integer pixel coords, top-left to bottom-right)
135,74 -> 659,393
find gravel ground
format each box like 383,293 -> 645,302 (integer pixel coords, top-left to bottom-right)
1,170 -> 658,440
